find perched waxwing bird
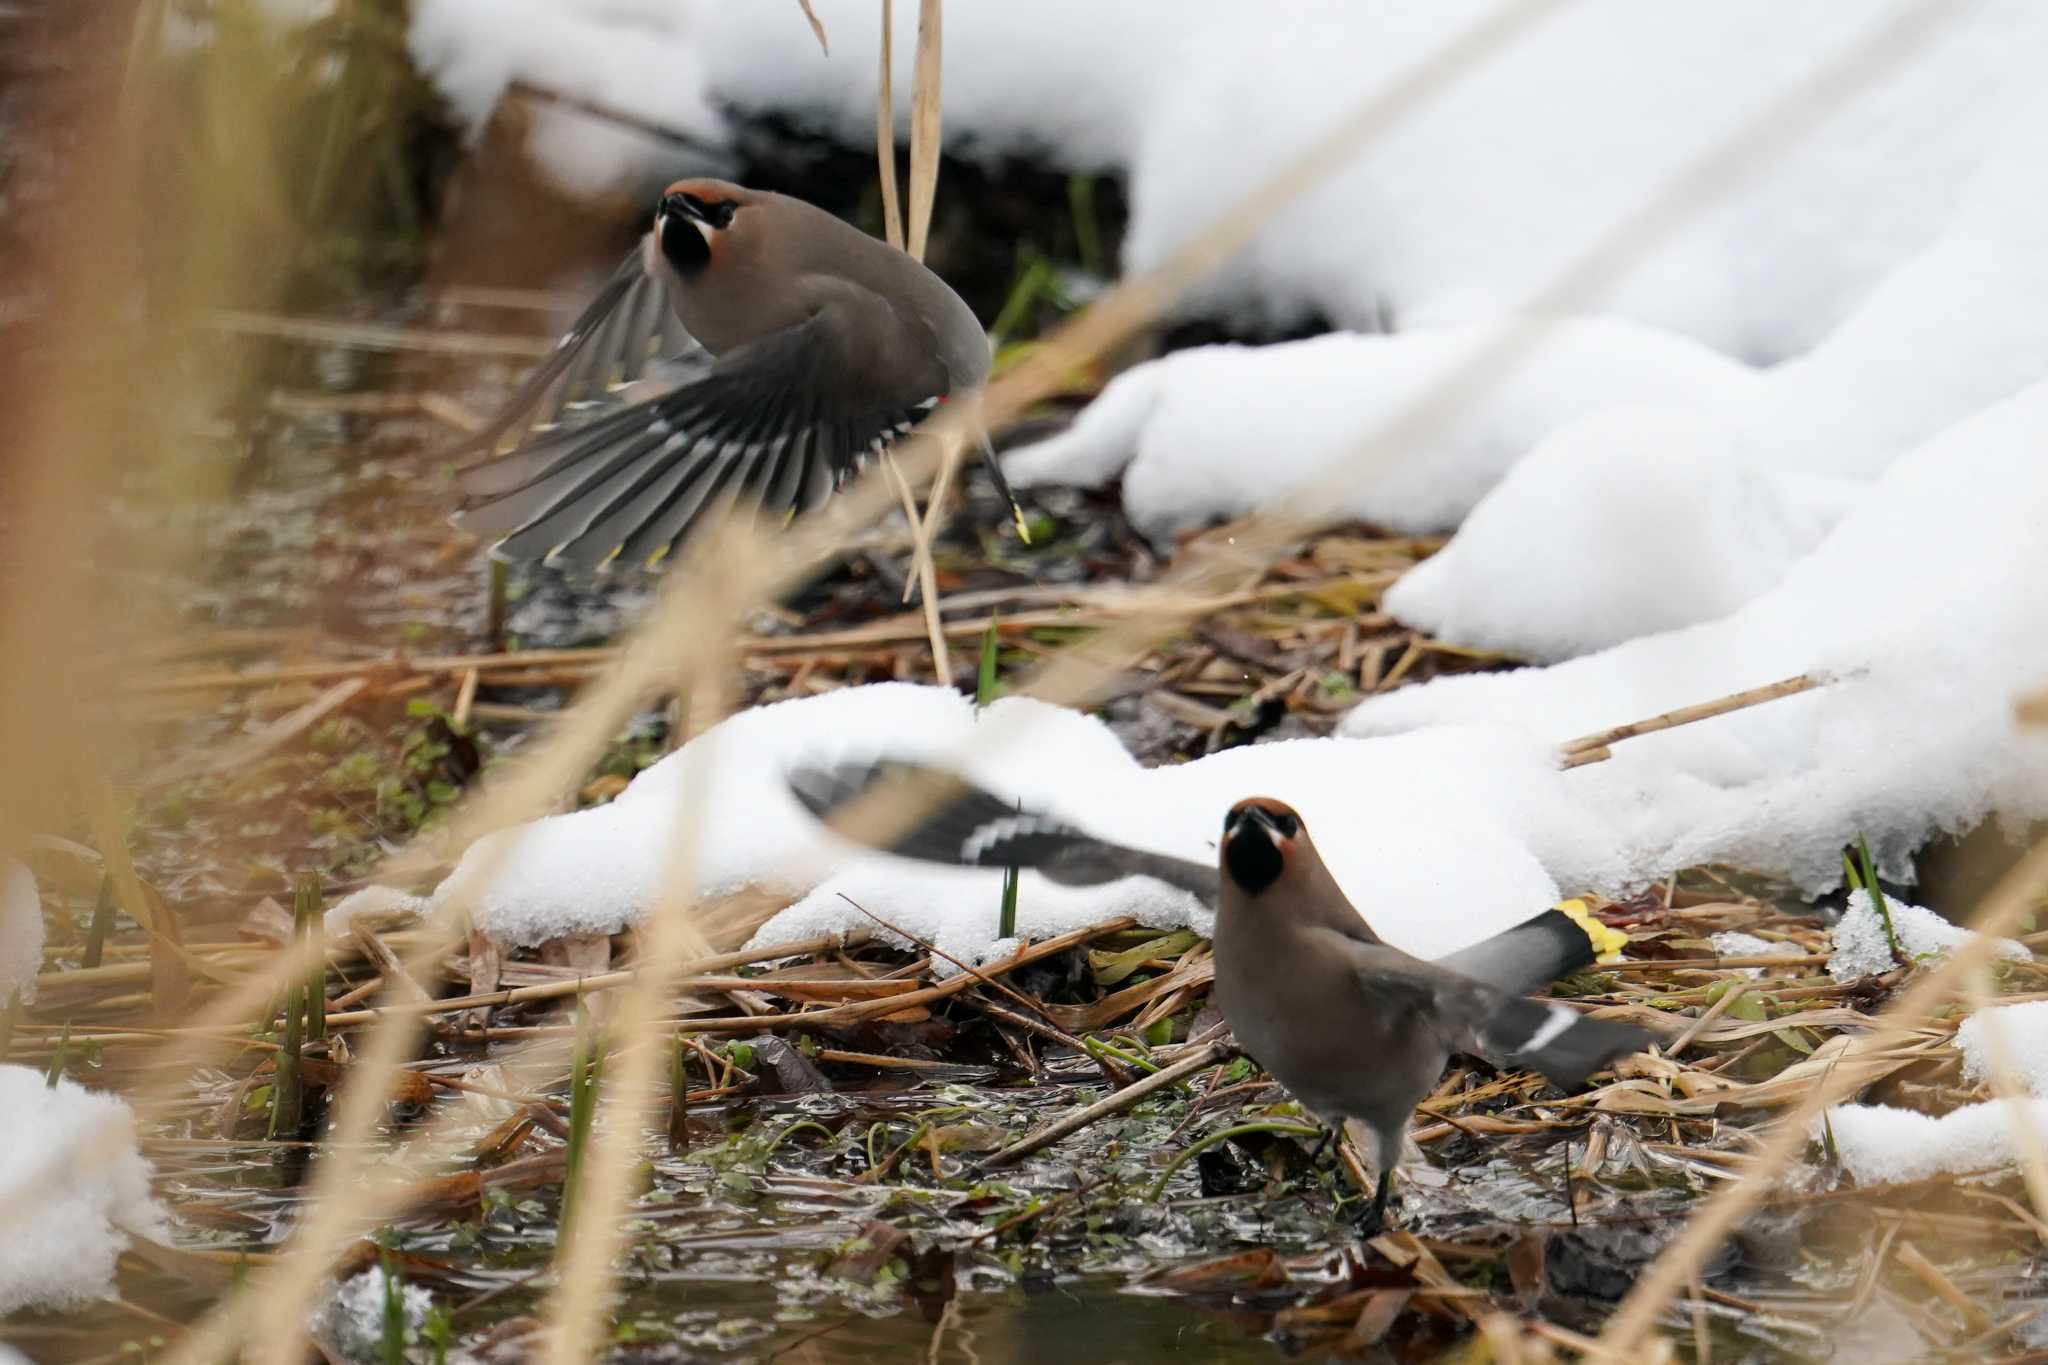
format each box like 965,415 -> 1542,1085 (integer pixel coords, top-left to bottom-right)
788,763 -> 1650,1230
1213,797 -> 1650,1230
448,179 -> 1024,571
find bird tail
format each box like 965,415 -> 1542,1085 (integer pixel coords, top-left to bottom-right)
1434,898 -> 1629,997
1480,997 -> 1651,1091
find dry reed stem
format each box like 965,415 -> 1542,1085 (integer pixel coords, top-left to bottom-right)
881,0 -> 950,677
796,0 -> 829,56
203,530 -> 755,1365
1593,835 -> 2048,1358
978,1035 -> 1234,1171
873,0 -> 903,250
1558,672 -> 1828,768
538,610 -> 731,1365
155,576 -> 748,1362
905,0 -> 944,263
880,449 -> 953,680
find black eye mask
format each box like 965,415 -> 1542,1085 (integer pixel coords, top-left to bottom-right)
1223,822 -> 1285,894
656,194 -> 738,275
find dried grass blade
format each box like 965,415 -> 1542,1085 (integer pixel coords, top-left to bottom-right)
904,0 -> 943,262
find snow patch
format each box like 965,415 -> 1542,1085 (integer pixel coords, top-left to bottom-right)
1826,890 -> 2029,984
313,1269 -> 434,1362
0,1066 -> 169,1315
1957,1001 -> 2048,1098
1345,378 -> 2048,898
324,885 -> 430,939
411,3 -> 2048,359
1818,1099 -> 2048,1187
411,684 -> 1604,971
1381,408 -> 1863,662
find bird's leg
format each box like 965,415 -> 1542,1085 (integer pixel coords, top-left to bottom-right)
1352,1168 -> 1394,1239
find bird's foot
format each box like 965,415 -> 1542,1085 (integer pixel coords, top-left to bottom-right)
1350,1168 -> 1396,1241
1350,1200 -> 1391,1240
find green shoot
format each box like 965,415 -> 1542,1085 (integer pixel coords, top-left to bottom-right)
420,1305 -> 452,1365
378,1231 -> 406,1365
270,966 -> 304,1139
81,876 -> 116,970
44,1020 -> 71,1087
295,872 -> 326,1043
977,612 -> 1022,939
485,557 -> 509,647
1069,173 -> 1106,278
560,995 -> 602,1247
998,859 -> 1021,942
667,1033 -> 690,1154
1856,834 -> 1901,963
975,612 -> 1002,710
989,253 -> 1055,348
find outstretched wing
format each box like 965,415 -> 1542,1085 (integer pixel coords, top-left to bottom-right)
786,760 -> 1219,901
441,245 -> 694,460
453,308 -> 935,570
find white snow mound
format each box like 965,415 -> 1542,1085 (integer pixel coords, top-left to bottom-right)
1826,890 -> 2029,984
1956,1001 -> 2048,1098
1345,377 -> 2048,897
418,683 -> 1611,971
1380,408 -> 1863,662
1818,1099 -> 2048,1187
0,1065 -> 169,1315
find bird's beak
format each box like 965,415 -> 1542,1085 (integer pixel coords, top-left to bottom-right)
660,193 -> 716,244
1224,806 -> 1276,846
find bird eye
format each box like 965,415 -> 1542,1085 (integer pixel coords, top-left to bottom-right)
1268,811 -> 1299,838
679,193 -> 737,230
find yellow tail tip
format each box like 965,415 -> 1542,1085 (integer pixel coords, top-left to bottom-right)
1011,505 -> 1033,544
1557,897 -> 1629,962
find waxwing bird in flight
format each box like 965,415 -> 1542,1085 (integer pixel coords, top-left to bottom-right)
448,179 -> 1022,571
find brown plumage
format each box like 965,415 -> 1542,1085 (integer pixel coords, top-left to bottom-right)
775,760 -> 1648,1230
1213,797 -> 1651,1232
449,179 -> 1014,571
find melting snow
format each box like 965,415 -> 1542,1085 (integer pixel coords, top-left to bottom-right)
1957,1001 -> 2048,1098
0,1065 -> 169,1315
1826,890 -> 2029,984
1818,1100 -> 2048,1187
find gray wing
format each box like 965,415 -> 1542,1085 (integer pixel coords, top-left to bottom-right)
441,244 -> 694,460
1435,907 -> 1602,996
1347,946 -> 1500,1054
786,761 -> 1219,902
454,306 -> 938,571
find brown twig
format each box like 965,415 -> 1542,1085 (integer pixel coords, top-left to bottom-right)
1558,672 -> 1831,768
977,1035 -> 1234,1172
